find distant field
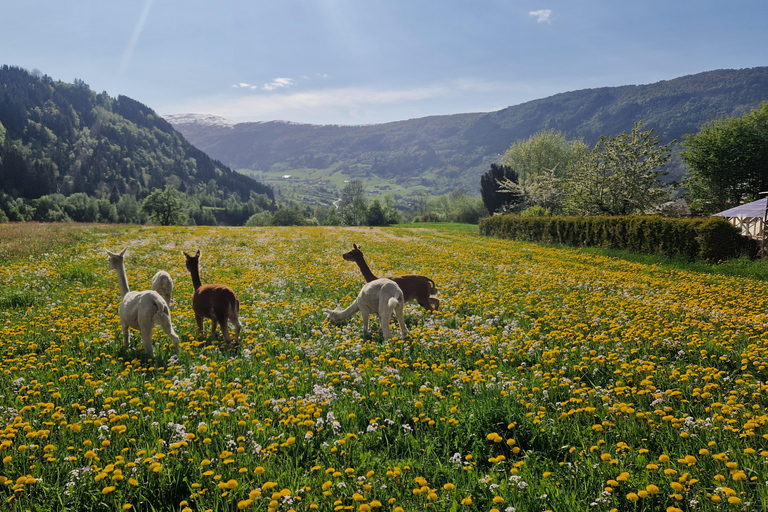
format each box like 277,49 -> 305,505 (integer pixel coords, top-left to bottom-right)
237,167 -> 440,204
0,224 -> 767,511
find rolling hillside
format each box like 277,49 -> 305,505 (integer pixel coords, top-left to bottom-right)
168,67 -> 768,201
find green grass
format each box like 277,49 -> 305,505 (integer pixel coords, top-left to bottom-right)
1,224 -> 768,511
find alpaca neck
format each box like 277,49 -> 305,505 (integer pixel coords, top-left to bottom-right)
354,256 -> 378,282
334,301 -> 360,321
189,267 -> 202,291
115,263 -> 130,298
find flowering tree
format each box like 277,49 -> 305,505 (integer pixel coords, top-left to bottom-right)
564,121 -> 674,216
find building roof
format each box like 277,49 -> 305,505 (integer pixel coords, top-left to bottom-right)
713,197 -> 767,219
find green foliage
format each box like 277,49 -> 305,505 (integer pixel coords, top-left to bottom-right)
500,129 -> 588,183
563,121 -> 674,216
0,289 -> 36,309
0,66 -> 275,225
682,101 -> 768,214
245,211 -> 273,226
479,214 -> 752,261
480,164 -> 521,214
141,187 -> 185,226
272,206 -> 307,226
173,67 -> 768,199
366,199 -> 388,226
339,179 -> 368,226
519,205 -> 551,217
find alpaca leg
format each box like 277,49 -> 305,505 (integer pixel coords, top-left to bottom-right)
140,326 -> 155,359
361,311 -> 370,337
157,313 -> 180,353
121,321 -> 131,349
418,299 -> 434,312
378,303 -> 393,340
396,302 -> 409,338
380,315 -> 392,340
229,310 -> 242,344
219,317 -> 232,344
210,318 -> 218,339
195,313 -> 205,338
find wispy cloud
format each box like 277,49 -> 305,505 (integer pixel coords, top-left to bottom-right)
232,82 -> 258,89
161,79 -> 562,125
163,84 -> 447,124
263,77 -> 295,91
529,9 -> 552,24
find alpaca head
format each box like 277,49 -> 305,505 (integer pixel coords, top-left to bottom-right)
106,248 -> 127,270
324,309 -> 342,325
342,243 -> 363,262
183,250 -> 201,273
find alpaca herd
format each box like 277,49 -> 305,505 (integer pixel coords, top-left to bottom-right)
106,244 -> 438,356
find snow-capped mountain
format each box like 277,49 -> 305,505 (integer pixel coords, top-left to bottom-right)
163,113 -> 236,128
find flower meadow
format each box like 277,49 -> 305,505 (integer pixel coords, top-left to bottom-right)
0,224 -> 767,512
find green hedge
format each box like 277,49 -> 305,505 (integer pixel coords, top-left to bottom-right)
479,215 -> 757,261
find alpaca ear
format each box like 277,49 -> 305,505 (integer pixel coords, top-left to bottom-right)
105,249 -> 114,256
353,243 -> 360,250
195,250 -> 201,257
183,251 -> 190,258
120,248 -> 127,256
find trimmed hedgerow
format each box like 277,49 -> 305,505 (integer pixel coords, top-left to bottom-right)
479,214 -> 756,261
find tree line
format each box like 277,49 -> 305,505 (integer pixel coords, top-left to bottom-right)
0,66 -> 275,224
479,101 -> 768,218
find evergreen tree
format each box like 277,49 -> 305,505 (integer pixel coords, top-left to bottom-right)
480,164 -> 522,214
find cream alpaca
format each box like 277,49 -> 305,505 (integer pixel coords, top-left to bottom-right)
343,243 -> 439,311
151,271 -> 174,306
106,249 -> 179,358
325,278 -> 408,341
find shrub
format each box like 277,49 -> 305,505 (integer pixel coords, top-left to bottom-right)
479,214 -> 752,261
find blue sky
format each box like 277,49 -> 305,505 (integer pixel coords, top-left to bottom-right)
2,1 -> 767,125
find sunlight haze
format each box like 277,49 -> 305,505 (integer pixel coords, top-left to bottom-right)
2,0 -> 766,125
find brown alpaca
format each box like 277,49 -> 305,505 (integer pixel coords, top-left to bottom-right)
343,243 -> 439,311
183,250 -> 241,344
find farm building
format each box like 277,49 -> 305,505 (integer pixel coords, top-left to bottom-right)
713,197 -> 767,240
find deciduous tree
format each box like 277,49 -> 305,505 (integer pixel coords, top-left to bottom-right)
563,122 -> 673,216
682,102 -> 768,214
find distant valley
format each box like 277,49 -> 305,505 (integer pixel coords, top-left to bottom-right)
167,67 -> 768,203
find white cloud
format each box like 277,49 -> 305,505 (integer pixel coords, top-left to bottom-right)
529,9 -> 552,23
232,82 -> 258,89
160,79 -> 564,125
162,84 -> 447,124
263,77 -> 295,91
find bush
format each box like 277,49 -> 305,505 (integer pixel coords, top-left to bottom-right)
479,214 -> 752,261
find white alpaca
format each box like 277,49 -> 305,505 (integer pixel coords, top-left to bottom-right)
151,271 -> 174,306
106,248 -> 179,358
325,278 -> 408,340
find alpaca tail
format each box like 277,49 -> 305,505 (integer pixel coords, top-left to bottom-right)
387,297 -> 400,310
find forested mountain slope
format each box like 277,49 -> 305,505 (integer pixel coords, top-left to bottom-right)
0,66 -> 274,206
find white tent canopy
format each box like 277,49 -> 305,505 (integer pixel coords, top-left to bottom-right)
713,197 -> 767,239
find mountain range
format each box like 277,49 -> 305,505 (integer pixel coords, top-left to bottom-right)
167,67 -> 768,202
0,65 -> 274,211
